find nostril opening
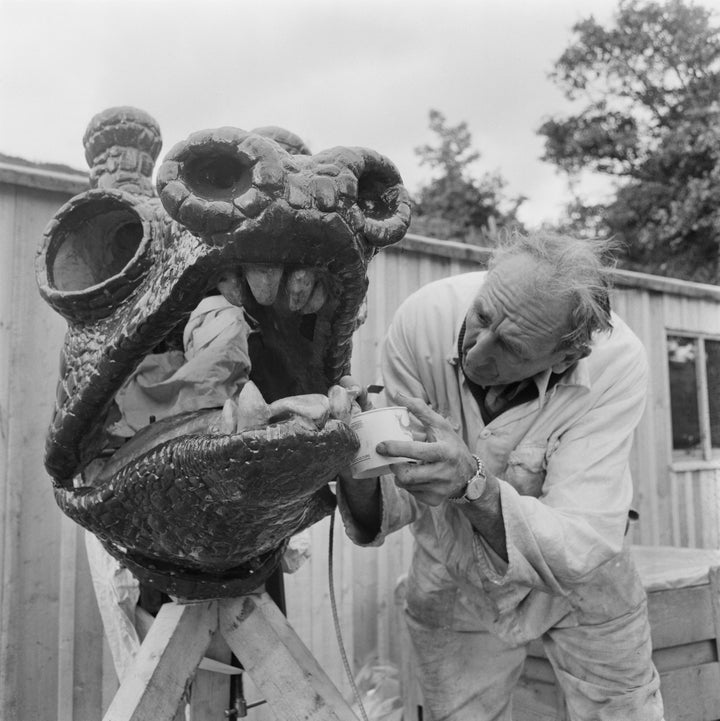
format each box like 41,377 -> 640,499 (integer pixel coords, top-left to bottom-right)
184,153 -> 252,200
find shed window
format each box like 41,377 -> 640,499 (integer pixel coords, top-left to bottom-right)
668,334 -> 720,459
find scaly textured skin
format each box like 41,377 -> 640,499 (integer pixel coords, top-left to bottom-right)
36,107 -> 410,599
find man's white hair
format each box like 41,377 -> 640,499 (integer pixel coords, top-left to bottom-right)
488,230 -> 615,352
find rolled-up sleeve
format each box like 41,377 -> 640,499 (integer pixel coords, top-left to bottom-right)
337,290 -> 435,546
337,475 -> 420,546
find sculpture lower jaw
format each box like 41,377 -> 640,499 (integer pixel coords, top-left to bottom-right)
102,536 -> 292,601
55,419 -> 357,599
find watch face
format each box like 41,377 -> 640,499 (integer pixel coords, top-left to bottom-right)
465,475 -> 484,502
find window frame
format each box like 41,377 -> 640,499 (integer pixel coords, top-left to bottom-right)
666,329 -> 720,464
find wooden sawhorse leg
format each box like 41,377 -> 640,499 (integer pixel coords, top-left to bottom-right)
102,592 -> 357,721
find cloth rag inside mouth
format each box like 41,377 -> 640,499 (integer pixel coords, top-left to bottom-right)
108,294 -> 255,438
85,293 -> 358,487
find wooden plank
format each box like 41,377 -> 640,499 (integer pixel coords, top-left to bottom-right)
57,516 -> 78,721
617,286 -> 664,546
709,567 -> 720,659
523,587 -> 717,657
103,601 -> 217,721
652,640 -> 716,673
284,530 -> 315,646
8,186 -> 71,721
72,528 -> 105,720
352,542 -> 380,668
659,664 -> 720,721
0,161 -> 87,195
312,514 -> 354,698
219,593 -> 357,721
393,233 -> 720,302
335,514 -> 357,682
188,628 -> 233,721
651,293 -> 675,546
101,634 -> 120,715
647,586 -> 715,648
0,183 -> 20,721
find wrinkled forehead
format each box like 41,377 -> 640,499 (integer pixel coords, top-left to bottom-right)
479,254 -> 575,341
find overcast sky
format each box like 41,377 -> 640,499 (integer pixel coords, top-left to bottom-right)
0,0 -> 681,226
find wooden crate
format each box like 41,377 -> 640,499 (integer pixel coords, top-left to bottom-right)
515,546 -> 720,721
398,546 -> 720,721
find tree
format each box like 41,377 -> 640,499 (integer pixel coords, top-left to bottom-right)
411,110 -> 524,244
539,0 -> 720,283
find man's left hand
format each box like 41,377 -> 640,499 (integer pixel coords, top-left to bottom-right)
377,393 -> 478,506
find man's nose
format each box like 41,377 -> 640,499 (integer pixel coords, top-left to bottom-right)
467,329 -> 496,362
467,330 -> 496,367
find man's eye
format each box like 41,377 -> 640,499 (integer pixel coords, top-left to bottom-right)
502,340 -> 526,358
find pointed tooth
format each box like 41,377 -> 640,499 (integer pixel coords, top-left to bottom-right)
285,268 -> 316,311
328,385 -> 353,423
300,281 -> 327,314
234,381 -> 271,430
220,398 -> 238,434
267,394 -> 330,429
217,270 -> 245,307
243,264 -> 284,305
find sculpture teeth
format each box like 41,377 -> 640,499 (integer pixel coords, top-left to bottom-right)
243,264 -> 284,306
285,268 -> 316,311
217,269 -> 245,307
219,382 -> 357,434
223,381 -> 271,433
300,281 -> 327,314
219,398 -> 239,434
328,384 -> 354,423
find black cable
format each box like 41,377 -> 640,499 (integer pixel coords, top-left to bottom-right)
328,508 -> 369,721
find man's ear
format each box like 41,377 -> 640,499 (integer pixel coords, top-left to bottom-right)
550,344 -> 590,374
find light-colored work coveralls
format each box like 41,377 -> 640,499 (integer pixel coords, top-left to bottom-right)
339,272 -> 665,721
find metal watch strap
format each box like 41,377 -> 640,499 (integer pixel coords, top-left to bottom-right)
448,455 -> 485,504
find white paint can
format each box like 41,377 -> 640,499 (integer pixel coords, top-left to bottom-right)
349,406 -> 415,479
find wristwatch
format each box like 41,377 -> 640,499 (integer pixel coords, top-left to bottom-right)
448,455 -> 487,504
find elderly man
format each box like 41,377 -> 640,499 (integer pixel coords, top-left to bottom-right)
338,232 -> 665,720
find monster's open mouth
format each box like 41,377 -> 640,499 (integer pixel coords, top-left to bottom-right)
77,258 -> 360,492
45,252 -> 363,596
36,108 -> 410,599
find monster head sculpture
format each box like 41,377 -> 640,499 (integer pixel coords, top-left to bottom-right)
36,107 -> 410,599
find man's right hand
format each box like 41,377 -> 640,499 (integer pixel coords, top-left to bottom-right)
334,375 -> 382,537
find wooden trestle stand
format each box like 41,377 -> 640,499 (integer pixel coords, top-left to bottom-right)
102,591 -> 358,721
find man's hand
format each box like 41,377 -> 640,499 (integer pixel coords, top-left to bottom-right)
334,375 -> 381,537
377,393 -> 478,506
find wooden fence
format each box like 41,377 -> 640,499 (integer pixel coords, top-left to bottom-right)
2,160 -> 720,719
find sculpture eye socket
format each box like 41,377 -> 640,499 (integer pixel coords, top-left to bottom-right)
37,190 -> 152,321
184,151 -> 253,200
49,203 -> 143,291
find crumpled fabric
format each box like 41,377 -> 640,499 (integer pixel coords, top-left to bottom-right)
86,296 -> 311,679
109,295 -> 255,436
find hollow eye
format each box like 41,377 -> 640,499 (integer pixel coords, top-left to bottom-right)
51,208 -> 143,291
37,189 -> 152,322
183,152 -> 253,201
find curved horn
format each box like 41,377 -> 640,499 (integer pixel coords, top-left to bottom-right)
343,148 -> 412,248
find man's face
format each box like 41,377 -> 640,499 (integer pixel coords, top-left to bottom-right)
461,254 -> 576,387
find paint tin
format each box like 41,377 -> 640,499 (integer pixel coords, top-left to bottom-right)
349,406 -> 415,479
